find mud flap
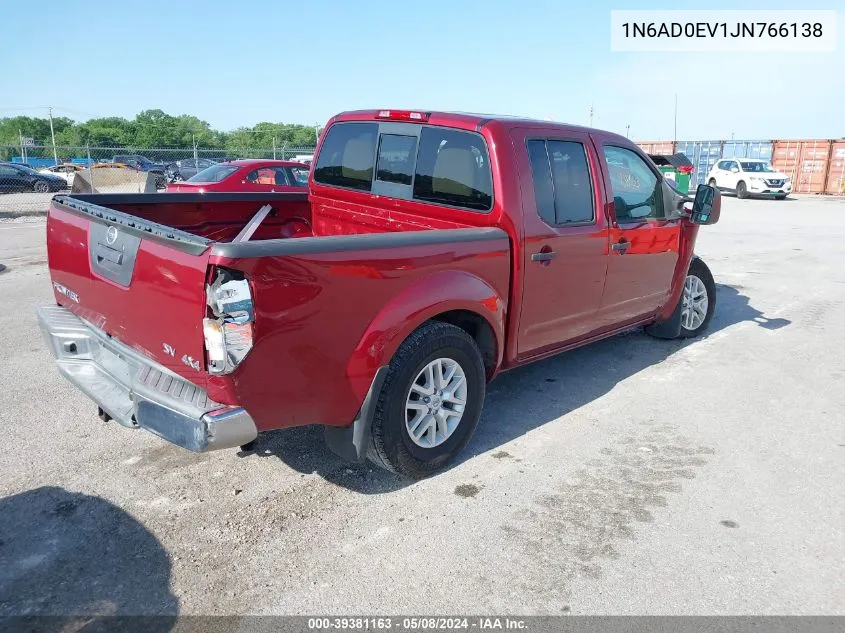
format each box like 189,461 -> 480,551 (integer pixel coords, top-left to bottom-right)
324,366 -> 389,462
645,291 -> 683,339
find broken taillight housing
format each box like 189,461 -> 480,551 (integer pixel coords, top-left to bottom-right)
203,268 -> 254,374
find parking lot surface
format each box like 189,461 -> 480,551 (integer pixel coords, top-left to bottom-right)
0,196 -> 843,616
0,192 -> 56,218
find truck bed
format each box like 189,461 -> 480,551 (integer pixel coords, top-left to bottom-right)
65,190 -> 477,243
45,192 -> 511,435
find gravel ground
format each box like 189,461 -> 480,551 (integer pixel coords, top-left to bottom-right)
0,192 -> 55,218
0,196 -> 843,616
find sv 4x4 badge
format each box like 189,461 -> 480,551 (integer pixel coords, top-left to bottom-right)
162,342 -> 201,371
52,282 -> 79,303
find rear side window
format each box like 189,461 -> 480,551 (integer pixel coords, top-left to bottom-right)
413,128 -> 492,212
313,122 -> 378,191
289,166 -> 309,186
526,139 -> 594,225
376,134 -> 417,185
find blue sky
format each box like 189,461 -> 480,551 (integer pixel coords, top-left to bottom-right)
2,0 -> 842,141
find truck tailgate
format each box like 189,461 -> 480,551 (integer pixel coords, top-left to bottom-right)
46,196 -> 213,386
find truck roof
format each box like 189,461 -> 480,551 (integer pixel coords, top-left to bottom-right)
332,109 -> 629,143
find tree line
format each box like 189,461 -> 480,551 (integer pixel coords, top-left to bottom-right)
0,109 -> 318,156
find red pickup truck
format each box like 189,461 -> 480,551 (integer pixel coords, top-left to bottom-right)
38,110 -> 721,479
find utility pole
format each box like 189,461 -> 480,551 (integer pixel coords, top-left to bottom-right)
192,134 -> 198,161
87,144 -> 94,193
626,124 -> 630,139
588,103 -> 594,127
48,107 -> 58,166
19,129 -> 25,164
673,94 -> 678,144
272,137 -> 277,160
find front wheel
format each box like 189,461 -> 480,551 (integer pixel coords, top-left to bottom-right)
680,258 -> 716,337
736,181 -> 748,199
368,321 -> 486,479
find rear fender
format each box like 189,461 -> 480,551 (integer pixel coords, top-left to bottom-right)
346,270 -> 506,402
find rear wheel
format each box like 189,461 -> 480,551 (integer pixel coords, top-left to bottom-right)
680,258 -> 716,337
708,178 -> 718,189
33,180 -> 49,193
736,181 -> 748,199
368,321 -> 486,479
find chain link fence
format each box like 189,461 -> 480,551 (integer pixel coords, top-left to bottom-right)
0,143 -> 316,217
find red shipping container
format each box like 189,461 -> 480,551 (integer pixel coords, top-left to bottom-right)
825,141 -> 845,195
772,140 -> 832,194
636,141 -> 675,155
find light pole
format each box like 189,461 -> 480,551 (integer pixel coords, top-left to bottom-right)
48,107 -> 58,166
673,94 -> 678,145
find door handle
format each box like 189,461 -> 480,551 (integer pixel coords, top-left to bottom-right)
531,251 -> 557,262
611,240 -> 631,253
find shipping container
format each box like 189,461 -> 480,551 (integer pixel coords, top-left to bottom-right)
675,141 -> 723,190
11,157 -> 57,168
772,140 -> 832,194
825,141 -> 845,195
721,140 -> 773,161
636,141 -> 675,155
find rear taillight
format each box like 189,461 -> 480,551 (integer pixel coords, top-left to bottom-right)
203,268 -> 254,374
375,110 -> 430,122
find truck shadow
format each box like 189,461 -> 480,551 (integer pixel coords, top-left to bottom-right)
0,486 -> 178,625
252,283 -> 789,492
461,283 -> 790,463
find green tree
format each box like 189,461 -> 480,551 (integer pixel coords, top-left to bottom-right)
0,110 -> 317,156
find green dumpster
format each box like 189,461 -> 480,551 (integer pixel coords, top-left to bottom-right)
648,153 -> 694,194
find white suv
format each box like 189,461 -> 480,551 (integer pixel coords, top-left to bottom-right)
707,158 -> 791,200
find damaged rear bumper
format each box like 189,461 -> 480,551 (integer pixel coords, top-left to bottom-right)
36,305 -> 257,452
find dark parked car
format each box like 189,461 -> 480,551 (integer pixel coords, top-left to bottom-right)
165,157 -> 218,182
0,162 -> 68,193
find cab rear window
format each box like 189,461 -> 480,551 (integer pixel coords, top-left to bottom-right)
313,121 -> 493,212
313,122 -> 378,191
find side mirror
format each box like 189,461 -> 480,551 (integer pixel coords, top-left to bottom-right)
690,184 -> 721,225
730,166 -> 740,173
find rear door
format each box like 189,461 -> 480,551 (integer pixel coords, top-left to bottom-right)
513,128 -> 610,358
595,142 -> 681,327
722,160 -> 740,190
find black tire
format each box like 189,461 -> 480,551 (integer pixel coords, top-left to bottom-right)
775,195 -> 787,200
33,180 -> 50,193
680,258 -> 716,338
368,321 -> 486,479
736,181 -> 748,199
708,178 -> 718,189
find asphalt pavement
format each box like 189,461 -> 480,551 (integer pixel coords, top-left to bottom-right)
0,195 -> 843,616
